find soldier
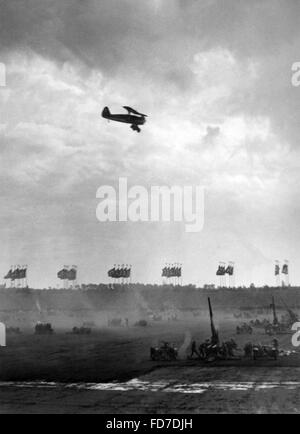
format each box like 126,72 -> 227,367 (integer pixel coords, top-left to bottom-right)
225,339 -> 236,357
271,339 -> 279,360
150,347 -> 156,361
244,342 -> 254,359
272,338 -> 279,353
190,340 -> 197,358
199,340 -> 209,359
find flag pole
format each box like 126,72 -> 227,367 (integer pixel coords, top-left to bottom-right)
285,260 -> 289,287
275,260 -> 280,287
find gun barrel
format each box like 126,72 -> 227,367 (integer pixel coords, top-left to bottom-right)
208,297 -> 213,320
271,296 -> 279,325
208,297 -> 219,344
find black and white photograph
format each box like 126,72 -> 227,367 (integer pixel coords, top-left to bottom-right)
0,0 -> 300,416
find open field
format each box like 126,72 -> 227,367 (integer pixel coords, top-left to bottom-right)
0,318 -> 299,383
1,287 -> 300,413
0,316 -> 300,413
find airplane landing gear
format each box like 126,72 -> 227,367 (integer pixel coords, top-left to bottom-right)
131,125 -> 141,133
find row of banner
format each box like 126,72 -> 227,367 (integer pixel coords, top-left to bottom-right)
4,266 -> 27,281
2,260 -> 290,285
275,262 -> 289,275
162,264 -> 182,278
108,266 -> 132,279
216,264 -> 234,276
108,265 -> 183,280
57,266 -> 77,281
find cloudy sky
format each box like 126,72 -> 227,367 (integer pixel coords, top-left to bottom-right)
0,0 -> 300,288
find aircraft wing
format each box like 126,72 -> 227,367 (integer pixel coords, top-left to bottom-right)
123,106 -> 147,117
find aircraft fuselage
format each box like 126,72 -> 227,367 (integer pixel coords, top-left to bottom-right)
102,112 -> 146,126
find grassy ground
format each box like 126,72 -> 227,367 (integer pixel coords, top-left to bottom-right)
0,318 -> 298,383
0,318 -> 299,413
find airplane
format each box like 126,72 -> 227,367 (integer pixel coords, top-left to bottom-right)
102,106 -> 147,133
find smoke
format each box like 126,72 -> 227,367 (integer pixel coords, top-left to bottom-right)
178,330 -> 192,359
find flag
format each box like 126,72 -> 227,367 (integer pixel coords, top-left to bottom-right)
124,266 -> 131,278
225,265 -> 234,276
19,268 -> 27,279
162,265 -> 181,278
216,265 -> 226,276
115,267 -> 121,279
120,265 -> 126,278
108,268 -> 116,278
4,269 -> 12,280
57,268 -> 68,280
108,265 -> 131,279
68,267 -> 77,281
11,268 -> 21,281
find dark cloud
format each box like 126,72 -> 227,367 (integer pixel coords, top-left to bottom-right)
2,0 -> 300,60
1,0 -> 300,93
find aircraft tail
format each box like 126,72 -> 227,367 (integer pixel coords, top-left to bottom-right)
102,106 -> 111,118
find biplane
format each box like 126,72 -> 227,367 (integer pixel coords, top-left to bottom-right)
102,106 -> 147,133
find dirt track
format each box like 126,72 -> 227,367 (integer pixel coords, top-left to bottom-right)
1,367 -> 300,414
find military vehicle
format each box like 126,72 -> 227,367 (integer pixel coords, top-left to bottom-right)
150,342 -> 178,361
72,326 -> 92,335
148,313 -> 163,322
249,318 -> 271,328
82,321 -> 96,329
35,323 -> 54,335
236,323 -> 253,335
134,320 -> 148,327
244,340 -> 279,360
108,318 -> 123,327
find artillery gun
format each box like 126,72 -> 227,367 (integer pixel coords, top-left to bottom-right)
280,298 -> 299,325
198,298 -> 238,362
264,297 -> 295,335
